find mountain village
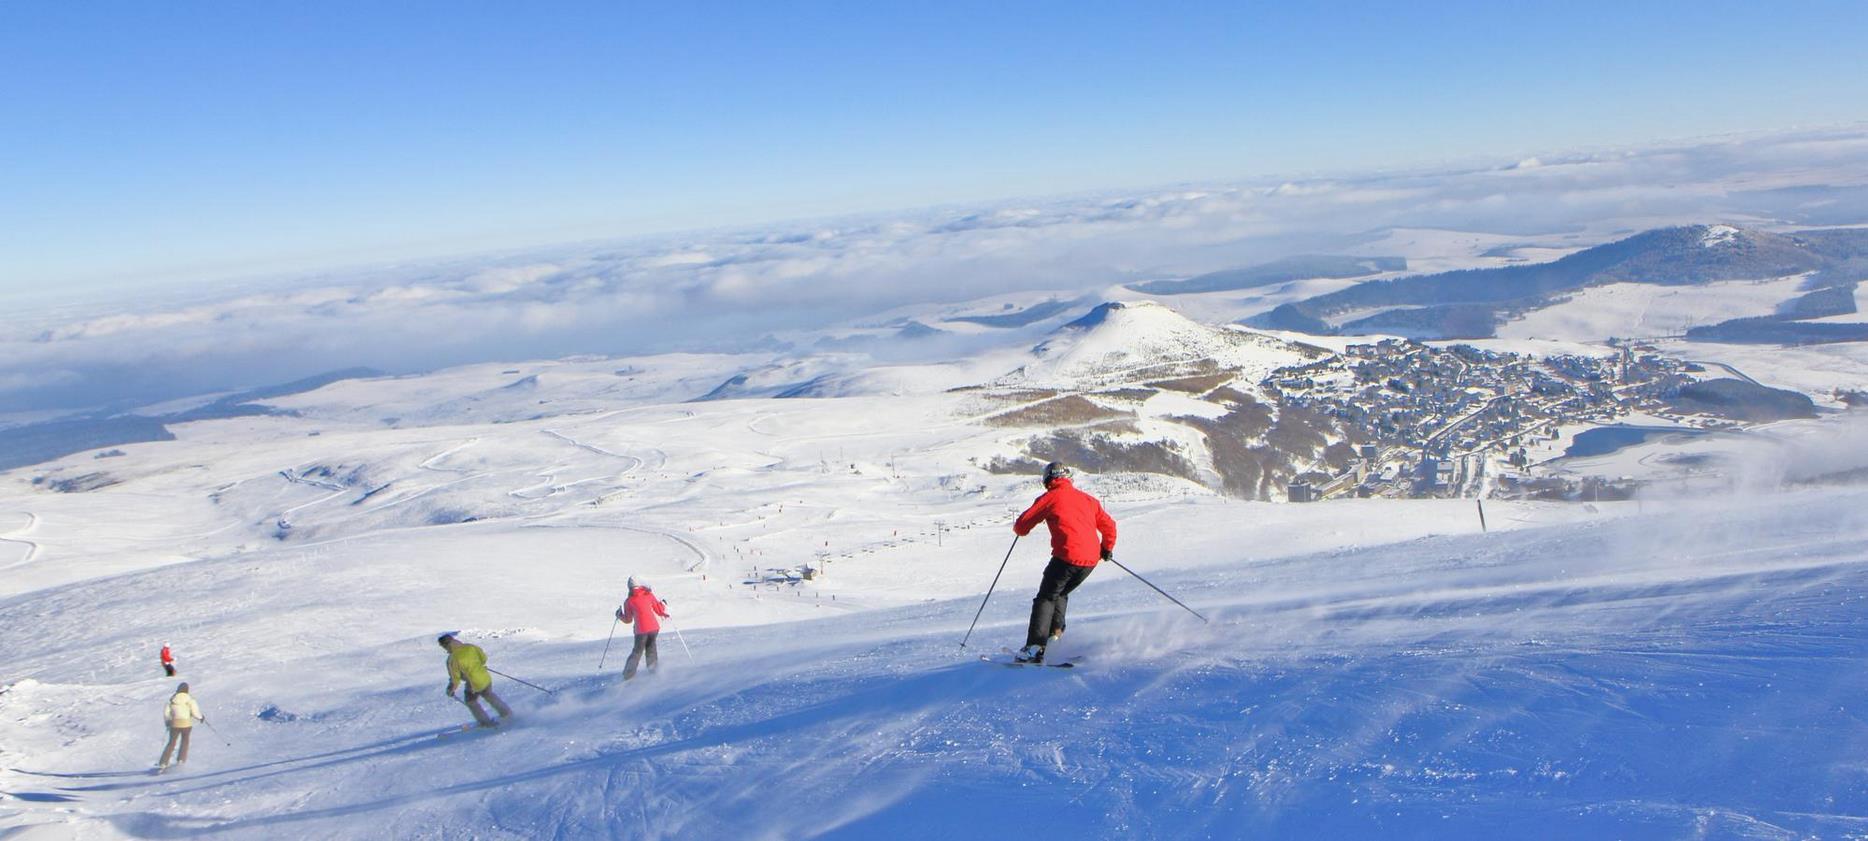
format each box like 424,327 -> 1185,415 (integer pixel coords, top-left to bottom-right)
1273,339 -> 1717,502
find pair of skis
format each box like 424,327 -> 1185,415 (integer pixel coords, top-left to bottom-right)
959,537 -> 1207,670
979,648 -> 1078,669
436,721 -> 510,739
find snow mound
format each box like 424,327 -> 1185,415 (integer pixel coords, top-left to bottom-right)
1699,224 -> 1742,248
997,301 -> 1316,389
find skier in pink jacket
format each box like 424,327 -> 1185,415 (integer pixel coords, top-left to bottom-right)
615,577 -> 670,680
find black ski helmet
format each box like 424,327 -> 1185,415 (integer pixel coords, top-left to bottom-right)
1042,462 -> 1073,484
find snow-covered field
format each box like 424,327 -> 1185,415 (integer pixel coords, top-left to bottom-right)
1496,276 -> 1812,342
6,322 -> 1868,838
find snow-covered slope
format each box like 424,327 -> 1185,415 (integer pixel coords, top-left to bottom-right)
1496,276 -> 1812,341
5,473 -> 1868,838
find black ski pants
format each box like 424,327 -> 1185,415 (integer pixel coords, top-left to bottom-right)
624,632 -> 659,679
1027,558 -> 1095,648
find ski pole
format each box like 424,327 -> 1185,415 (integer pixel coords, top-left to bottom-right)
960,535 -> 1019,649
488,668 -> 556,695
598,615 -> 620,671
200,718 -> 233,747
663,618 -> 695,662
1106,558 -> 1210,624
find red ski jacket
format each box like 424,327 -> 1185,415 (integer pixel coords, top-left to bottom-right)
620,587 -> 669,634
160,646 -> 174,665
1013,477 -> 1117,567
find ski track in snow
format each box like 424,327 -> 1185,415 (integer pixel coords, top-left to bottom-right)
0,511 -> 39,568
415,438 -> 482,474
6,488 -> 1868,839
543,428 -> 641,466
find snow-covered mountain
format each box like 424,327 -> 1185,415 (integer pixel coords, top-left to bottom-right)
1258,224 -> 1868,341
994,300 -> 1323,391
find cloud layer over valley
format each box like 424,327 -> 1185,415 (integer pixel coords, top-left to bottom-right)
6,127 -> 1868,415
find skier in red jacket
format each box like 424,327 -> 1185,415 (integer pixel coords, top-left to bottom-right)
615,578 -> 671,680
160,643 -> 176,677
1012,462 -> 1117,663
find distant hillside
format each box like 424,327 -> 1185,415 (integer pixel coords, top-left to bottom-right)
1129,255 -> 1405,296
1255,225 -> 1868,339
1684,318 -> 1868,345
1683,258 -> 1868,345
946,299 -> 1082,328
1666,378 -> 1817,422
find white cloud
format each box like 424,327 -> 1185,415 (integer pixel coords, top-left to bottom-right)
5,126 -> 1868,413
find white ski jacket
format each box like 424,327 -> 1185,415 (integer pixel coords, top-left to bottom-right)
165,691 -> 202,729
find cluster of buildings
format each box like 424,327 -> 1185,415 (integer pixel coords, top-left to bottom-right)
1270,339 -> 1693,501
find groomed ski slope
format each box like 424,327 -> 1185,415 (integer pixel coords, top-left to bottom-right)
6,481 -> 1868,840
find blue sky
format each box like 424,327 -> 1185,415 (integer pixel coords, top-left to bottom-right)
3,1 -> 1865,297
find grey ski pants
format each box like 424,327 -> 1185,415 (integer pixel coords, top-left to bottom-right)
624,632 -> 659,679
159,725 -> 192,767
463,688 -> 513,727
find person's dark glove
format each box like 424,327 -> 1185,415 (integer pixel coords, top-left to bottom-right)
1100,548 -> 1113,562
446,686 -> 458,699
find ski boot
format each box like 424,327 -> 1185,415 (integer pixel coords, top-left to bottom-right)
1015,644 -> 1046,664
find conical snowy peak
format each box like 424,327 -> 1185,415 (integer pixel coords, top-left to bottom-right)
997,300 -> 1318,389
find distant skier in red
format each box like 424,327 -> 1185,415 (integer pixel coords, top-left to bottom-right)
160,643 -> 176,677
615,577 -> 670,680
1012,463 -> 1117,663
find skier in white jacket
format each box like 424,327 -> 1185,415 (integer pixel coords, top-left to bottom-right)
157,682 -> 204,771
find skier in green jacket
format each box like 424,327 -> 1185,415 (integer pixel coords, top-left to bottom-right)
439,633 -> 513,728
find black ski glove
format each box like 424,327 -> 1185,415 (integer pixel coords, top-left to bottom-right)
1100,548 -> 1113,562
